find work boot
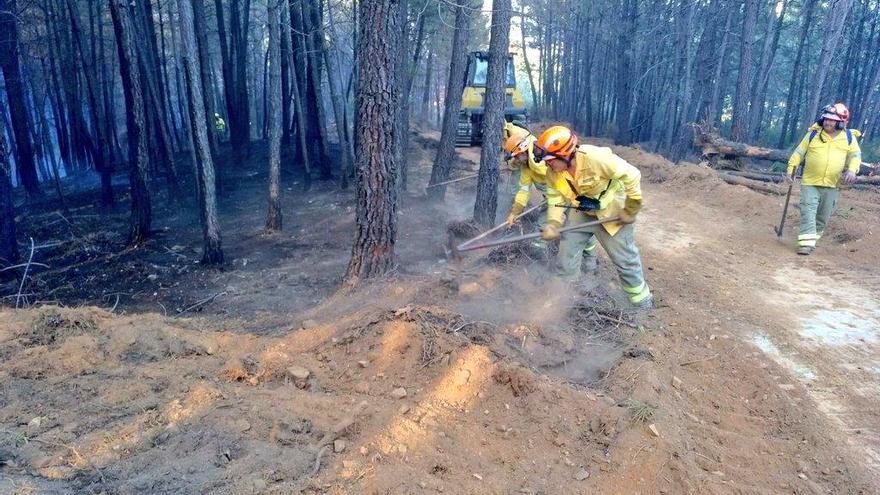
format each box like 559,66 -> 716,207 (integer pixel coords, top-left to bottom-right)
631,295 -> 653,311
797,246 -> 814,256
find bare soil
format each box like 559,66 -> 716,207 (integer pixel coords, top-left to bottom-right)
1,131 -> 878,494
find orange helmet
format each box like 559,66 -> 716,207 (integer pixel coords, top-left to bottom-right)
535,125 -> 578,160
819,103 -> 850,123
503,133 -> 532,157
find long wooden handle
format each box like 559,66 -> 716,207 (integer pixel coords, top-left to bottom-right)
456,216 -> 620,253
425,173 -> 478,189
458,203 -> 544,248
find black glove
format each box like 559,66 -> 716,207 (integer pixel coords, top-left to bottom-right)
574,196 -> 601,212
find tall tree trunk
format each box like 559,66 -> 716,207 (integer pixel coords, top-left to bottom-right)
284,0 -> 312,189
179,0 -> 224,264
778,0 -> 817,147
65,0 -> 114,205
613,0 -> 637,144
731,0 -> 758,141
520,7 -> 539,118
317,5 -> 354,189
0,0 -> 41,197
749,0 -> 789,140
473,0 -> 511,227
109,0 -> 152,245
394,0 -> 412,191
803,0 -> 855,127
214,0 -> 234,135
191,0 -> 220,160
0,128 -> 18,272
300,0 -> 332,178
265,0 -> 283,231
427,0 -> 473,201
345,0 -> 399,283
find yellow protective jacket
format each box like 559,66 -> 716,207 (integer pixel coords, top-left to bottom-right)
503,121 -> 529,141
546,144 -> 642,236
512,137 -> 549,209
787,124 -> 862,187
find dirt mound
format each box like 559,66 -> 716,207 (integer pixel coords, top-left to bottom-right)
1,267 -> 651,495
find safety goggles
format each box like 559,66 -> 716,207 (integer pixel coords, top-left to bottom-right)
533,145 -> 571,165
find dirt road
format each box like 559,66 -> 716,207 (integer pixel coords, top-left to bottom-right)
1,133 -> 878,494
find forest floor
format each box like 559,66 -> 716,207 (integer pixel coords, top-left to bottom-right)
1,129 -> 879,494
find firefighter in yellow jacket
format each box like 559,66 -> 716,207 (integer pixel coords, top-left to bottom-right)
535,125 -> 651,309
786,103 -> 861,255
502,122 -> 549,224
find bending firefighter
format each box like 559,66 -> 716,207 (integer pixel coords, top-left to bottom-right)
502,122 -> 550,229
535,125 -> 652,309
786,103 -> 861,255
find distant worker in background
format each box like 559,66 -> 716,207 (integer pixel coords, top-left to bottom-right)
535,125 -> 651,309
214,112 -> 227,140
786,102 -> 861,255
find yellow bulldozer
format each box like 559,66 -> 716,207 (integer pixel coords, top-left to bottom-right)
456,51 -> 528,146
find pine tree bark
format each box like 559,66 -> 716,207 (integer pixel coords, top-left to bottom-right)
109,0 -> 152,245
731,0 -> 758,141
345,0 -> 399,283
178,0 -> 224,264
0,129 -> 18,271
427,0 -> 473,201
0,0 -> 41,197
266,0 -> 283,231
473,0 -> 511,227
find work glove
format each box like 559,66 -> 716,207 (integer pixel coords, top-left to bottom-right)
541,222 -> 562,241
506,203 -> 524,228
619,197 -> 642,224
842,170 -> 857,185
574,195 -> 601,212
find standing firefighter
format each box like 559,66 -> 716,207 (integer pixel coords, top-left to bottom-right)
214,112 -> 227,138
786,103 -> 861,255
536,125 -> 652,309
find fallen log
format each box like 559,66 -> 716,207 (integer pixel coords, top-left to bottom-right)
727,169 -> 880,185
692,123 -> 789,163
725,170 -> 786,183
720,173 -> 785,195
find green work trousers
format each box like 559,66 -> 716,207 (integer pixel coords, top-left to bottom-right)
557,209 -> 651,305
798,185 -> 839,248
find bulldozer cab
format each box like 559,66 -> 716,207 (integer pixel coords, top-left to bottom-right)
466,52 -> 517,88
457,52 -> 527,146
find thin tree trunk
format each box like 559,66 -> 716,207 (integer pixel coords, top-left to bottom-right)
778,0 -> 817,147
266,0 -> 283,230
316,3 -> 354,189
0,128 -> 18,271
473,0 -> 511,227
179,0 -> 224,263
345,0 -> 399,283
803,0 -> 855,127
0,0 -> 42,197
109,0 -> 152,245
731,0 -> 758,141
520,7 -> 539,118
427,0 -> 473,200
